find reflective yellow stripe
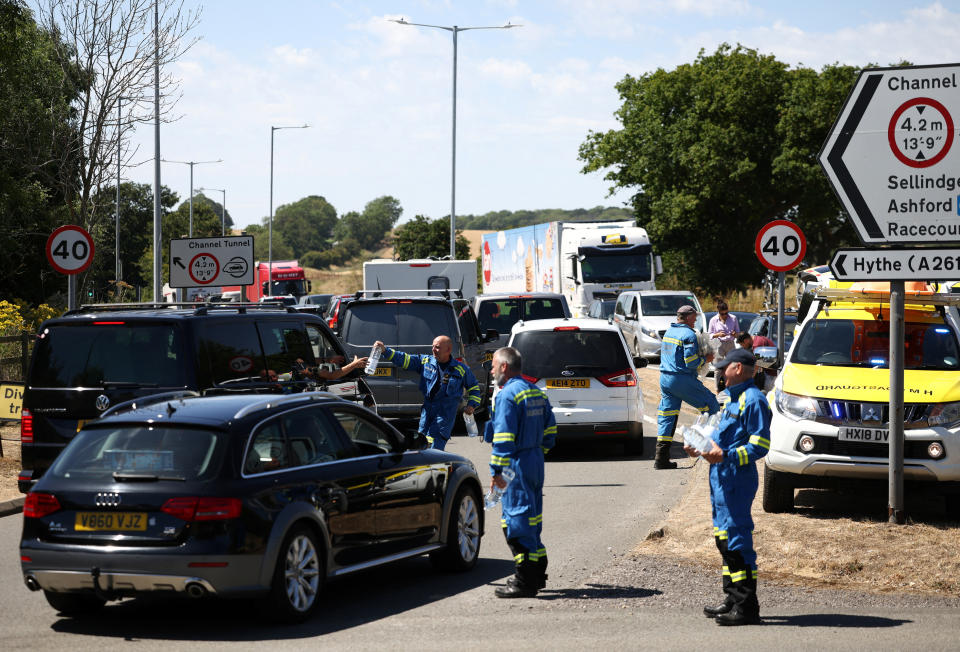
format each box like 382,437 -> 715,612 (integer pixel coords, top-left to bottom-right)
657,409 -> 680,417
749,435 -> 770,449
514,553 -> 525,563
542,446 -> 550,454
737,446 -> 748,465
657,435 -> 673,442
402,353 -> 411,369
697,405 -> 710,413
739,394 -> 747,413
544,425 -> 557,434
683,353 -> 699,363
491,455 -> 511,466
663,336 -> 682,345
425,436 -> 434,444
751,569 -> 758,579
729,570 -> 748,582
452,365 -> 465,376
722,566 -> 730,576
385,349 -> 395,361
493,432 -> 516,442
467,384 -> 480,392
501,518 -> 507,527
513,388 -> 546,403
717,531 -> 728,541
528,514 -> 543,526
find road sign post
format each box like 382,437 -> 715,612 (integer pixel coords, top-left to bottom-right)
45,225 -> 95,311
168,235 -> 254,291
755,220 -> 806,369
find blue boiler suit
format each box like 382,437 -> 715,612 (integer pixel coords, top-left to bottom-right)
657,322 -> 720,445
382,347 -> 482,450
710,378 -> 771,615
487,376 -> 557,590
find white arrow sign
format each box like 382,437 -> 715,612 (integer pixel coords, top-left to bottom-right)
829,247 -> 960,281
169,235 -> 254,288
820,63 -> 960,245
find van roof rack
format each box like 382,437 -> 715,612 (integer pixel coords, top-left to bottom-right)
352,289 -> 463,300
69,302 -> 301,316
814,288 -> 960,308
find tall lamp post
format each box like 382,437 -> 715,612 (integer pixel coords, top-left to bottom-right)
269,124 -> 309,296
161,158 -> 223,236
197,187 -> 227,236
390,18 -> 519,259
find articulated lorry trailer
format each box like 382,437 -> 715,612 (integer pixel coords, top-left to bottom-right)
480,220 -> 662,317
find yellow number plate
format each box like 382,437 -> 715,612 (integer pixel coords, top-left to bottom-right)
483,352 -> 494,363
373,367 -> 392,377
75,512 -> 147,532
546,378 -> 590,389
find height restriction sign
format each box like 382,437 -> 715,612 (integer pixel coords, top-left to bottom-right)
819,63 -> 960,245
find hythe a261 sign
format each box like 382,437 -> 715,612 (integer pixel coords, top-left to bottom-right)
819,63 -> 960,245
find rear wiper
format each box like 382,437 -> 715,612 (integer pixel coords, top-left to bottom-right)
112,472 -> 186,482
101,381 -> 159,389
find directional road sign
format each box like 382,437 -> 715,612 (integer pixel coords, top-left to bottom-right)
169,235 -> 254,288
755,220 -> 806,271
45,225 -> 94,275
830,247 -> 960,281
820,63 -> 960,245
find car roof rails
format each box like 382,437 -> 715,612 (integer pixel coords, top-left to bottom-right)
69,302 -> 301,317
352,289 -> 459,300
99,390 -> 202,418
814,286 -> 960,308
231,391 -> 339,419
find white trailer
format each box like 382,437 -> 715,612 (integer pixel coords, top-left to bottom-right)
480,220 -> 662,317
363,259 -> 478,300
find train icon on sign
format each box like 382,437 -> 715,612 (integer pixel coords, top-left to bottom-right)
223,256 -> 249,278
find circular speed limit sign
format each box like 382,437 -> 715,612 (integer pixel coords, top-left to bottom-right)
45,225 -> 94,275
755,220 -> 806,271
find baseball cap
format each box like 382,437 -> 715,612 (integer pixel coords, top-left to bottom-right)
715,348 -> 756,370
676,305 -> 697,318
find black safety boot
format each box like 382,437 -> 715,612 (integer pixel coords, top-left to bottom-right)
715,605 -> 761,626
703,600 -> 733,617
494,577 -> 538,599
653,442 -> 677,469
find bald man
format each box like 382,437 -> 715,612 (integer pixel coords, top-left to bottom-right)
374,335 -> 483,450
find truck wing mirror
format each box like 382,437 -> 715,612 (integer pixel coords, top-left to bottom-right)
484,329 -> 499,342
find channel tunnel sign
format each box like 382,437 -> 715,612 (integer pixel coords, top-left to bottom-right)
820,63 -> 960,245
830,247 -> 960,281
169,235 -> 254,288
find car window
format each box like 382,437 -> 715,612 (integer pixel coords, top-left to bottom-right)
330,409 -> 397,455
342,302 -> 457,349
640,294 -> 697,317
306,323 -> 339,363
31,323 -> 186,388
48,425 -> 224,482
521,298 -> 566,321
281,408 -> 351,465
458,304 -> 480,343
512,330 -> 630,377
196,319 -> 267,386
614,296 -> 626,316
477,299 -> 518,334
258,321 -> 316,380
244,420 -> 288,474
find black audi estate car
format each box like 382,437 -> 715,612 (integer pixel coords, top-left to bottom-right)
21,392 -> 484,622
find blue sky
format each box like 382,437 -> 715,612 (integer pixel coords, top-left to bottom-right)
119,1 -> 960,230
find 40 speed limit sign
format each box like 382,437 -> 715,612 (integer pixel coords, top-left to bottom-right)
45,225 -> 94,275
755,220 -> 806,271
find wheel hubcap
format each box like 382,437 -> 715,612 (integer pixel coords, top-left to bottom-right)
457,494 -> 480,562
284,534 -> 320,612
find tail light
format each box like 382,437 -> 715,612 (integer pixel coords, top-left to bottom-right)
521,374 -> 540,384
20,410 -> 33,444
24,492 -> 61,518
598,368 -> 637,387
327,316 -> 337,328
553,326 -> 579,331
162,497 -> 242,522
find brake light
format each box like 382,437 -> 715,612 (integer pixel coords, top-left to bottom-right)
522,374 -> 540,384
385,300 -> 398,304
24,492 -> 60,518
553,326 -> 579,331
20,410 -> 33,444
409,263 -> 431,267
93,321 -> 125,325
598,368 -> 637,387
327,316 -> 337,328
508,295 -> 532,298
162,497 -> 242,522
21,555 -> 32,563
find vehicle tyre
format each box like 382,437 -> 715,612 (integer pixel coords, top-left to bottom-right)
43,590 -> 105,616
266,525 -> 324,623
624,436 -> 643,456
430,484 -> 482,571
762,466 -> 794,513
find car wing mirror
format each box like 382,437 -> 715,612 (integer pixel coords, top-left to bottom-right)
633,356 -> 648,368
753,346 -> 779,370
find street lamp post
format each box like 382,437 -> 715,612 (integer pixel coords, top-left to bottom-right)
390,18 -> 519,259
198,187 -> 227,236
269,124 -> 309,296
161,158 -> 223,236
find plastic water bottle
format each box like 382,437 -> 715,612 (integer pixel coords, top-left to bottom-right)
682,412 -> 721,454
364,345 -> 382,375
463,411 -> 479,437
484,467 -> 516,510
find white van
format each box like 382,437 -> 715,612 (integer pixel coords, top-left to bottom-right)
613,290 -> 705,359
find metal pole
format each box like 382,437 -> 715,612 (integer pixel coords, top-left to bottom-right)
116,95 -> 122,283
152,1 -> 161,304
450,27 -> 458,260
68,274 -> 77,311
221,190 -> 225,236
777,271 -> 785,368
269,126 -> 274,297
188,162 -> 194,236
889,280 -> 906,524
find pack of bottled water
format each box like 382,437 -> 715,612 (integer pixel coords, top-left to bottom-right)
682,411 -> 721,454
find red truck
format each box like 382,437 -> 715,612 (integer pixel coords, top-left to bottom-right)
221,260 -> 312,302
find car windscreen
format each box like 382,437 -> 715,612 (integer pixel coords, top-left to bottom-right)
477,298 -> 568,333
512,330 -> 629,377
791,318 -> 960,369
341,302 -> 457,352
640,294 -> 697,317
48,425 -> 225,482
579,249 -> 652,283
30,323 -> 186,388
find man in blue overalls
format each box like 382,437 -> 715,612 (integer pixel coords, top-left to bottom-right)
374,336 -> 482,450
486,346 -> 556,598
684,347 -> 771,626
656,304 -> 720,469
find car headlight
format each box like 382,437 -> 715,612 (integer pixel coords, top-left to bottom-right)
775,388 -> 818,421
928,401 -> 960,429
640,325 -> 659,338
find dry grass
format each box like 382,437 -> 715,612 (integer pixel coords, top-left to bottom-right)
0,424 -> 21,503
636,457 -> 960,598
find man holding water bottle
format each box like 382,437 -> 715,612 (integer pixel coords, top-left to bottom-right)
486,346 -> 556,598
373,336 -> 482,450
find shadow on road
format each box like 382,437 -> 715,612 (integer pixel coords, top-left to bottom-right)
50,556 -> 516,641
545,436 -> 658,463
761,613 -> 912,628
536,583 -> 662,601
792,484 -> 960,525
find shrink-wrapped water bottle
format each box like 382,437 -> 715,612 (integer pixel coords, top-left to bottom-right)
484,467 -> 516,510
364,345 -> 382,375
464,411 -> 479,437
683,412 -> 721,454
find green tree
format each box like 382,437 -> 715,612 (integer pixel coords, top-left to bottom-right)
335,195 -> 402,250
579,44 -> 860,294
393,215 -> 470,261
274,195 -> 337,257
242,222 -> 294,263
191,192 -> 234,234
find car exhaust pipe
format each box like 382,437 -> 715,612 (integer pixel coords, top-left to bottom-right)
185,582 -> 208,599
24,575 -> 41,592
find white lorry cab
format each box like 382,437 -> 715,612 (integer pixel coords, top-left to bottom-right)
481,220 -> 662,318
